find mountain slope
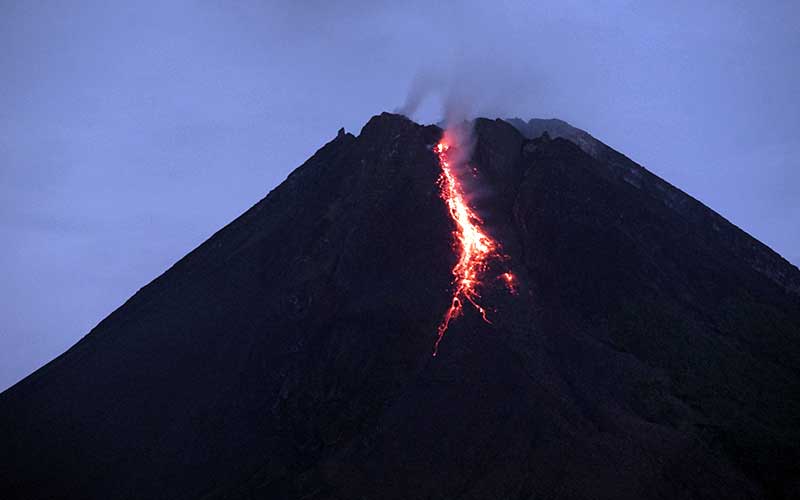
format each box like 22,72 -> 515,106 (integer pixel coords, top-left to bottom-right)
506,117 -> 800,293
1,113 -> 799,500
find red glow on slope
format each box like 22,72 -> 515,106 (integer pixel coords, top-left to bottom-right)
433,132 -> 511,356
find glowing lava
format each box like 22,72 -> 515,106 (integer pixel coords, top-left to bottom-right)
433,132 -> 514,356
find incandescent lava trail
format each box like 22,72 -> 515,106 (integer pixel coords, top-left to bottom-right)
433,129 -> 514,356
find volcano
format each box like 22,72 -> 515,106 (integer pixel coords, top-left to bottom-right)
2,113 -> 799,499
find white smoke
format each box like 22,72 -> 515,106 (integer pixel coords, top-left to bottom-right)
395,57 -> 541,127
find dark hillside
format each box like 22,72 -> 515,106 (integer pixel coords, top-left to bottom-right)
2,113 -> 798,500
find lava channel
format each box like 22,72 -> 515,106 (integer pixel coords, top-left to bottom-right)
433,131 -> 514,356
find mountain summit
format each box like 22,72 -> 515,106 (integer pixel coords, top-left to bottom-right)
2,113 -> 799,500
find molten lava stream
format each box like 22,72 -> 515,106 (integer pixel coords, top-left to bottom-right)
433,134 -> 512,356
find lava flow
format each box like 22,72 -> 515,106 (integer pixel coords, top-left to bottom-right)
433,131 -> 513,356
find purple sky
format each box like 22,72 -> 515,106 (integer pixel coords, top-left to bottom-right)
2,1 -> 798,391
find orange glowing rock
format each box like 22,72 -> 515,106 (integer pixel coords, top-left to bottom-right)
432,132 -> 511,356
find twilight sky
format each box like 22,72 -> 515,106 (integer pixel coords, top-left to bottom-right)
1,1 -> 798,391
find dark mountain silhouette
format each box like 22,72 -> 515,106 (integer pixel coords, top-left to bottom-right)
1,113 -> 799,500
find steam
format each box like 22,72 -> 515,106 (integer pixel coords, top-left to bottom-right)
395,58 -> 542,128
395,67 -> 475,128
395,71 -> 442,118
395,62 -> 526,171
394,68 -> 477,176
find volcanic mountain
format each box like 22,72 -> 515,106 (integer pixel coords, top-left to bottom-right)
2,113 -> 799,500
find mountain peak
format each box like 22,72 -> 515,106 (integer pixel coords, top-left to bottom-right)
2,112 -> 799,500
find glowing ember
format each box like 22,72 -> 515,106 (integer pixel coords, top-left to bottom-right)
432,132 -> 512,356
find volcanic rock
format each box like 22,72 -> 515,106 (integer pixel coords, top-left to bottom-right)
1,112 -> 798,500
